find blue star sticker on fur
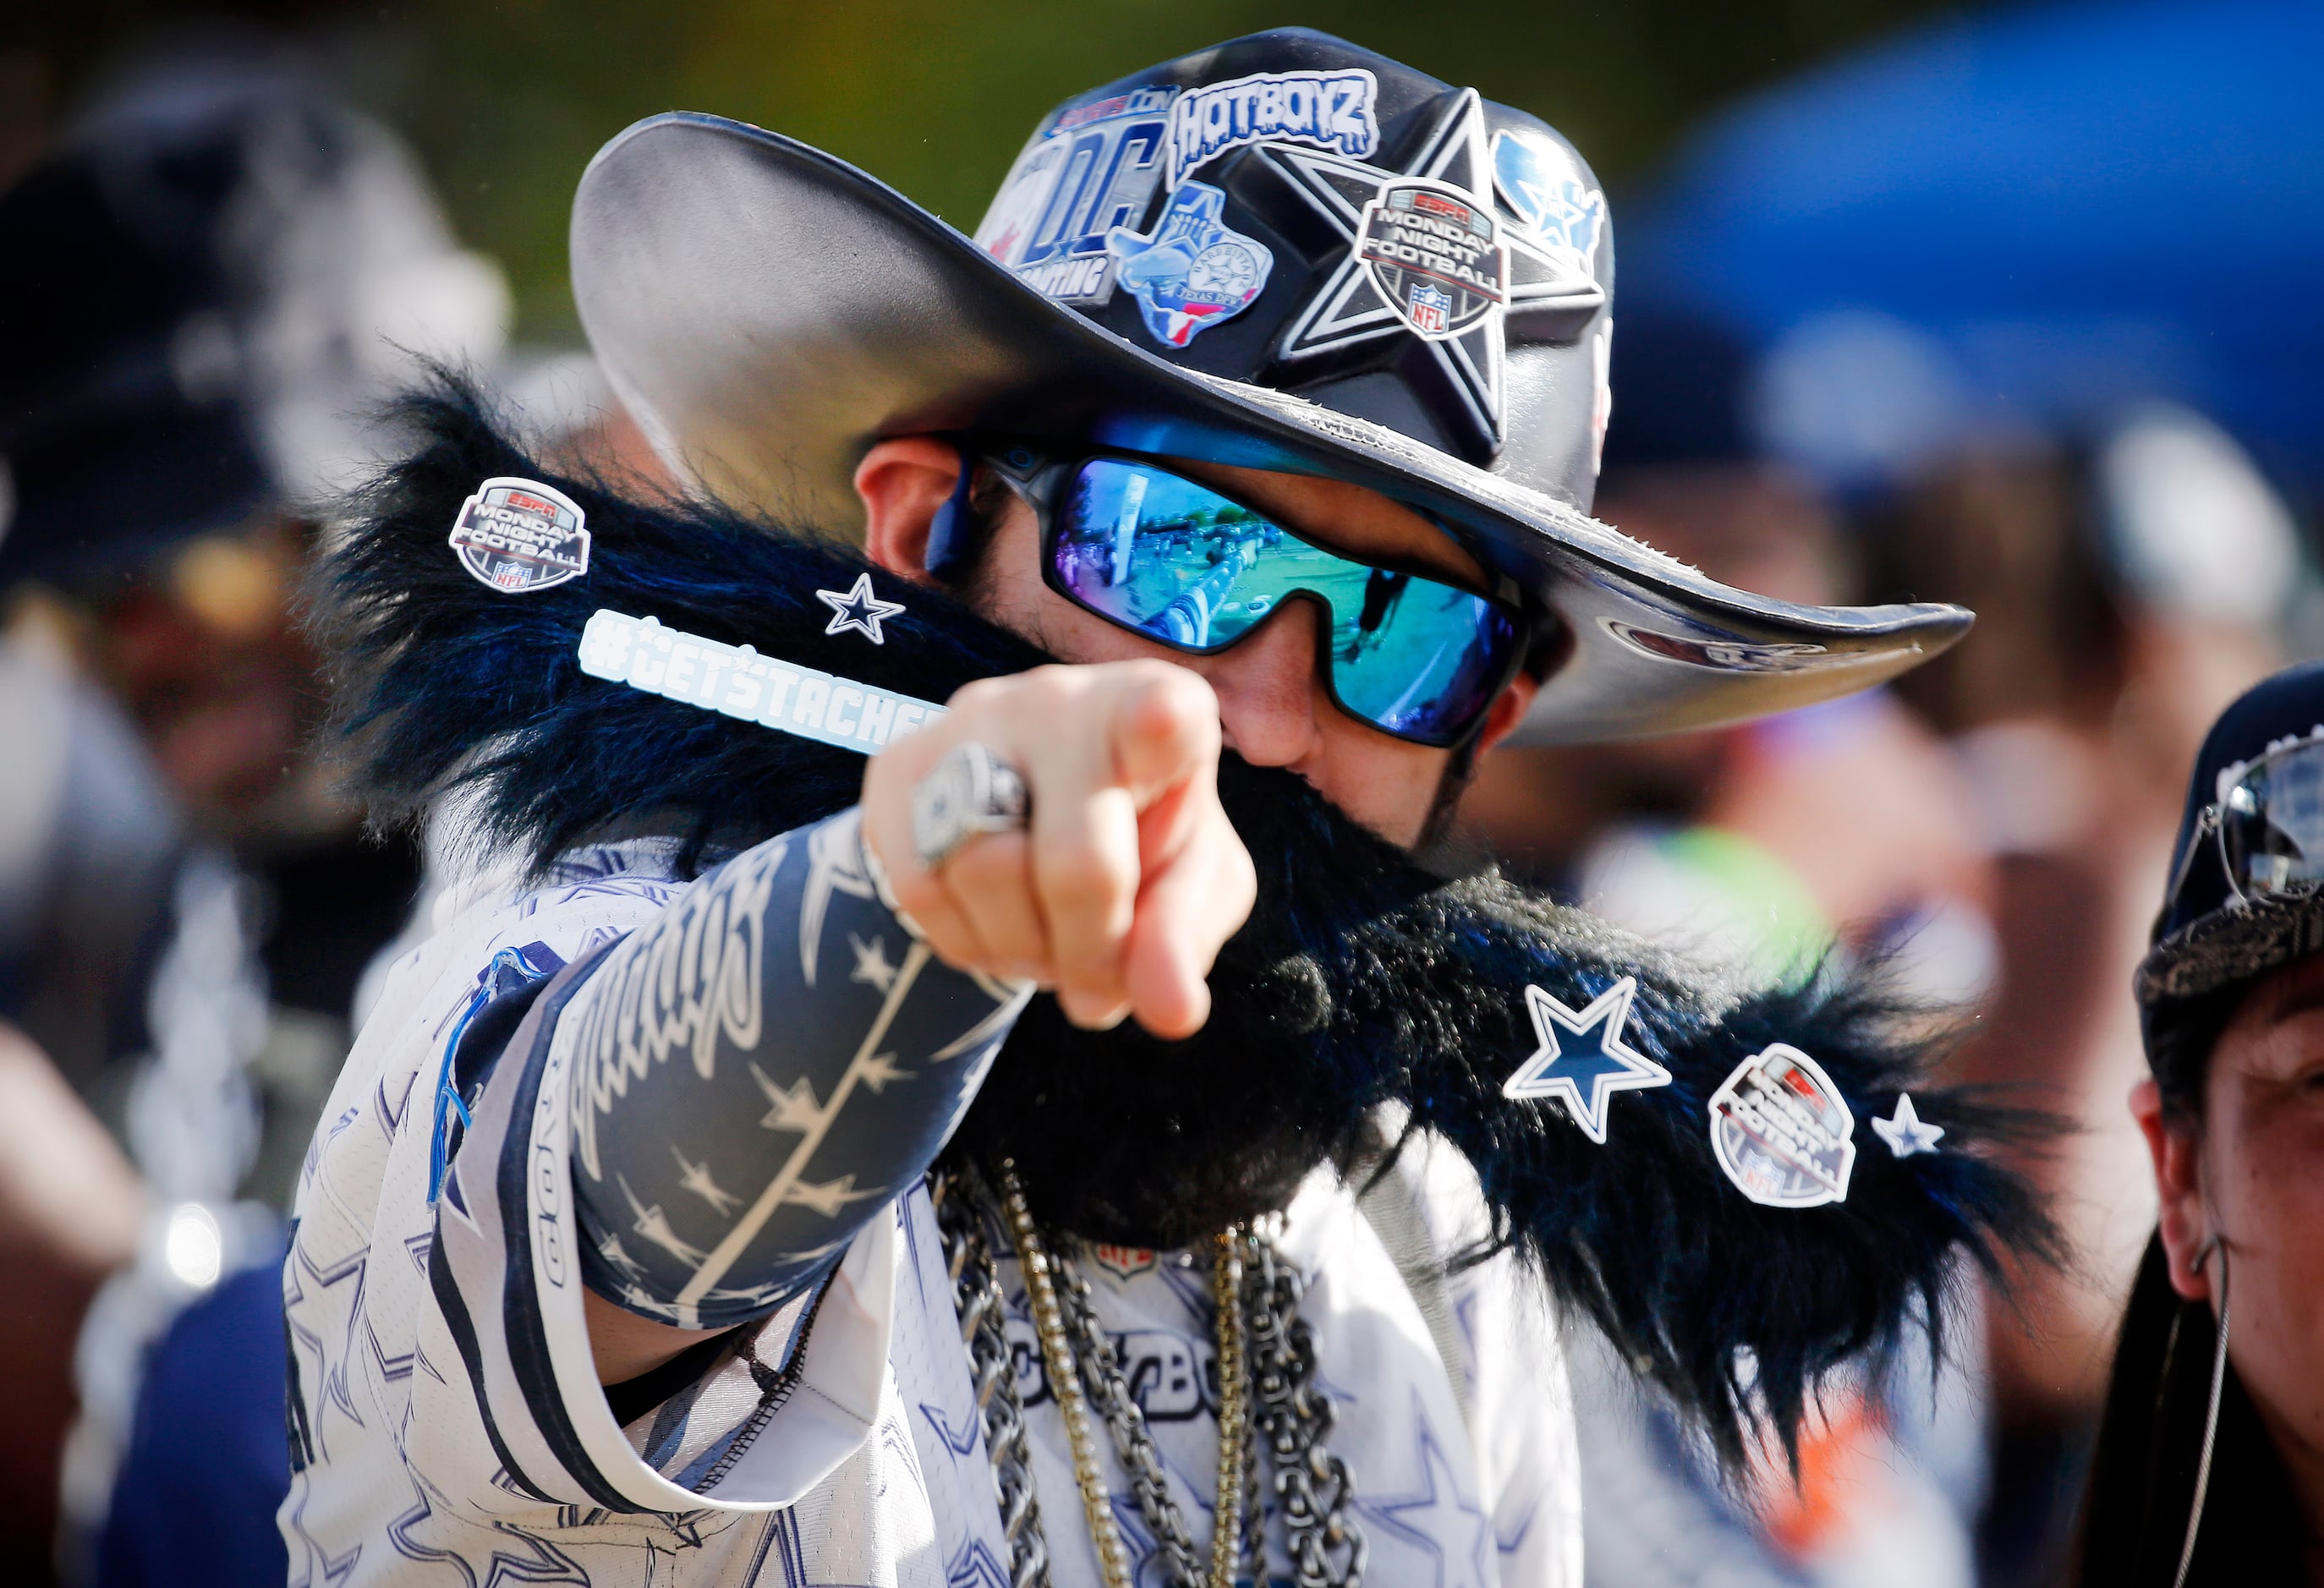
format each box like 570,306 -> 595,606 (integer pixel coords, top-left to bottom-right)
1500,975 -> 1671,1144
1871,1092 -> 1946,1158
815,572 -> 905,644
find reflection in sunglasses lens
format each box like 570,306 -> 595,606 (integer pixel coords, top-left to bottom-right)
1050,458 -> 1516,746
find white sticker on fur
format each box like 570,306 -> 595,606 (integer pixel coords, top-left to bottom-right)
575,609 -> 945,755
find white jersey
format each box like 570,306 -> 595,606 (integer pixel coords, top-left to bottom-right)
281,837 -> 1583,1587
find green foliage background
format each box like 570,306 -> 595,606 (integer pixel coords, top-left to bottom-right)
19,1 -> 1969,337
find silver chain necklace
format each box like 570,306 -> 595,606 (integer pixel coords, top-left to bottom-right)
929,1165 -> 1366,1588
1242,1224 -> 1367,1588
931,1166 -> 1051,1588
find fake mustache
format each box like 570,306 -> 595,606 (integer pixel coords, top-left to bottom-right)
320,375 -> 2058,1470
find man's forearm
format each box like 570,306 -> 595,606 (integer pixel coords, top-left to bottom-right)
562,807 -> 1030,1332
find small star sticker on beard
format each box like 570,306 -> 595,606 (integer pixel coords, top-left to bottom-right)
1499,975 -> 1672,1144
815,572 -> 906,644
1871,1093 -> 1946,1158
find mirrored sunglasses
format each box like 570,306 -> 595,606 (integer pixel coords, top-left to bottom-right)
986,449 -> 1528,748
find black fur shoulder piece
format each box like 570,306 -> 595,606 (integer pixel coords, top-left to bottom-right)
315,376 -> 2058,1472
314,377 -> 1045,870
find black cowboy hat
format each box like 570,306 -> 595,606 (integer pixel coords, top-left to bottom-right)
2139,659 -> 2324,1010
570,28 -> 1970,742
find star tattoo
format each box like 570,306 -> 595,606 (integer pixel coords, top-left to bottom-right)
1500,975 -> 1671,1144
815,572 -> 905,644
750,1063 -> 822,1134
848,932 -> 899,993
1871,1092 -> 1945,1158
671,1146 -> 742,1216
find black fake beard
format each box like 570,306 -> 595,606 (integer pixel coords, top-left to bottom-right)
319,375 -> 2058,1470
949,755 -> 1406,1247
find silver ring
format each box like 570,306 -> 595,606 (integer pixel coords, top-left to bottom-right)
912,742 -> 1029,872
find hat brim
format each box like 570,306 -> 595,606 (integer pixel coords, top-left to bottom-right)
2135,884 -> 2324,1005
571,113 -> 1970,744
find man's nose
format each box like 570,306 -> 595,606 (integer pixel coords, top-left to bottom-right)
1201,598 -> 1329,768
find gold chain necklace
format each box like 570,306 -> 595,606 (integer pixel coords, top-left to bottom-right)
997,1161 -> 1251,1588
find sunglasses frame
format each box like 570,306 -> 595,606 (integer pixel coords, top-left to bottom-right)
974,441 -> 1536,750
2164,729 -> 2324,917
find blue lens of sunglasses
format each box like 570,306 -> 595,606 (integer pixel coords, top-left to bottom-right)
1048,458 -> 1522,747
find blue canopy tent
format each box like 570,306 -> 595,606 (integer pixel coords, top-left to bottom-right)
1623,0 -> 2324,490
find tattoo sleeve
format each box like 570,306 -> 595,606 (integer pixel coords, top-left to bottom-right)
564,808 -> 1031,1329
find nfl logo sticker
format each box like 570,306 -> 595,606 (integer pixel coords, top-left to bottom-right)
1707,1043 -> 1858,1209
1357,178 -> 1509,342
448,477 -> 591,594
1407,282 -> 1452,335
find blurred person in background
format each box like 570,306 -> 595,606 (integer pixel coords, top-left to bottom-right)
1864,406 -> 2303,1586
1461,310 -> 1995,996
1618,16 -> 2324,1562
0,28 -> 507,1582
1458,307 -> 1999,1588
2076,659 -> 2324,1585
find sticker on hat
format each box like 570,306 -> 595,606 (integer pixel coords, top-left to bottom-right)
1500,975 -> 1672,1144
1166,68 -> 1378,186
1357,178 -> 1509,342
1490,129 -> 1606,284
1106,181 -> 1274,348
1708,1044 -> 1858,1208
973,85 -> 1176,307
448,477 -> 590,594
1256,89 -> 1514,441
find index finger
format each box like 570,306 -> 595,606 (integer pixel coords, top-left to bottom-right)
1028,664 -> 1215,1023
1105,663 -> 1220,809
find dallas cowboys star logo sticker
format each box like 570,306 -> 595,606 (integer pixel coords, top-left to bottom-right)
1254,86 -> 1606,456
815,572 -> 906,644
1500,975 -> 1672,1144
1871,1093 -> 1945,1158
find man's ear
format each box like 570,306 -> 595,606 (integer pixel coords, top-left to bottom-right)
1472,671 -> 1541,758
855,437 -> 964,587
2132,1076 -> 2213,1301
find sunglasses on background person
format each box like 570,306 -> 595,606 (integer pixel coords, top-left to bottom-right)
964,445 -> 1534,749
2167,728 -> 2324,913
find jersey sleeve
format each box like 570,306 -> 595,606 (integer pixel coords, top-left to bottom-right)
422,940 -> 902,1516
282,844 -> 922,1557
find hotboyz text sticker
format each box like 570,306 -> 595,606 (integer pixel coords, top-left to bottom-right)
1166,68 -> 1379,186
